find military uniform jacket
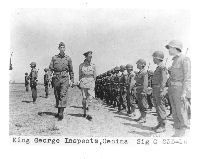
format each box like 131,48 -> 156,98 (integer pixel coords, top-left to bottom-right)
110,74 -> 115,89
29,68 -> 38,82
79,61 -> 96,89
152,62 -> 168,92
168,54 -> 191,98
114,73 -> 121,91
134,69 -> 148,93
126,72 -> 135,90
119,73 -> 126,89
49,53 -> 74,81
25,75 -> 29,85
44,73 -> 49,85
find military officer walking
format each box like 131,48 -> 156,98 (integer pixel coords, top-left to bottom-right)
49,42 -> 74,121
151,51 -> 168,133
25,72 -> 29,92
79,51 -> 96,120
134,59 -> 148,123
165,40 -> 191,137
29,62 -> 38,104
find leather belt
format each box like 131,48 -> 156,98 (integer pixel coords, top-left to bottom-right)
152,84 -> 160,87
54,70 -> 69,76
82,74 -> 94,78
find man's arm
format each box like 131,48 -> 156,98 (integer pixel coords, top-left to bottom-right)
160,67 -> 168,92
182,57 -> 191,96
68,57 -> 74,83
142,71 -> 148,93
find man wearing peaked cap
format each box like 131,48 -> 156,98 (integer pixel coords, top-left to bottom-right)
58,42 -> 65,48
83,51 -> 93,57
49,42 -> 74,121
79,50 -> 96,120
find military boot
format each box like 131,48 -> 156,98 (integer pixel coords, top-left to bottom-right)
58,108 -> 64,121
55,99 -> 59,108
55,108 -> 60,118
135,112 -> 146,123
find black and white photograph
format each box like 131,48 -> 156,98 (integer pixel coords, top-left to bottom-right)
9,8 -> 191,138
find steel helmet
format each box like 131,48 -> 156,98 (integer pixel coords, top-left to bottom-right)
120,65 -> 126,71
114,66 -> 120,71
30,62 -> 36,67
165,40 -> 183,52
44,68 -> 49,72
148,70 -> 154,75
136,59 -> 146,66
126,64 -> 133,70
152,51 -> 164,60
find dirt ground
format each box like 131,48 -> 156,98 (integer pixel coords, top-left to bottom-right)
9,83 -> 185,137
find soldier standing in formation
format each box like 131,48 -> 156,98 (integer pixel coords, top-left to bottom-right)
25,72 -> 29,92
29,62 -> 38,104
79,51 -> 96,120
165,40 -> 191,137
134,59 -> 148,123
44,68 -> 50,98
113,66 -> 121,109
118,65 -> 127,112
49,42 -> 74,121
146,70 -> 154,111
151,51 -> 168,133
125,64 -> 135,115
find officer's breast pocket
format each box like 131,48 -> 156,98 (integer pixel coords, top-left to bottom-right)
171,63 -> 182,74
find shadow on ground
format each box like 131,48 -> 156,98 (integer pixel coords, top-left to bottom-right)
128,130 -> 154,137
68,113 -> 84,118
70,105 -> 83,109
22,100 -> 32,103
123,122 -> 152,131
38,112 -> 57,117
39,95 -> 47,98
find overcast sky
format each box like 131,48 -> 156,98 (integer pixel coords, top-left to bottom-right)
10,9 -> 190,83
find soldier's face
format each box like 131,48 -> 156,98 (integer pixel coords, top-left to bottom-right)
127,69 -> 132,73
59,46 -> 65,53
168,46 -> 177,56
86,53 -> 92,61
153,57 -> 157,64
137,64 -> 142,69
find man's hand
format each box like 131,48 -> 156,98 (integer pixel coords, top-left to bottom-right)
180,93 -> 187,101
160,91 -> 165,97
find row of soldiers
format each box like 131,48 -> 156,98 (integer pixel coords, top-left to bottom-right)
25,64 -> 53,103
96,62 -> 171,113
95,52 -> 173,133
